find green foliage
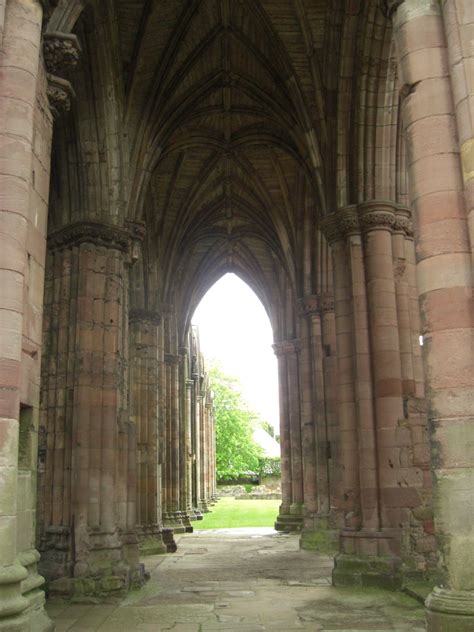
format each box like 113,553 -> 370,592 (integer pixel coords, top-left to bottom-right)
209,365 -> 264,481
260,420 -> 274,438
258,456 -> 281,478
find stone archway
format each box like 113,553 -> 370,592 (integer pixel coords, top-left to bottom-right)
0,1 -> 472,631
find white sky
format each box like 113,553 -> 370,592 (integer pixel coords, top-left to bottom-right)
191,273 -> 279,430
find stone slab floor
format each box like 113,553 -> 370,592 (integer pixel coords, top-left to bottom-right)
46,528 -> 425,631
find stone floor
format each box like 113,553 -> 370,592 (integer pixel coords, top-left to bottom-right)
46,528 -> 426,631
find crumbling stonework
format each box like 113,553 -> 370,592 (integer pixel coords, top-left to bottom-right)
0,1 -> 472,631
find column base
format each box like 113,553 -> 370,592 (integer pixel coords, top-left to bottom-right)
162,528 -> 178,553
46,531 -> 146,601
191,509 -> 204,521
333,553 -> 402,590
180,511 -> 194,533
275,502 -> 304,532
198,501 -> 211,513
19,549 -> 54,632
426,586 -> 474,632
300,516 -> 338,552
163,512 -> 187,533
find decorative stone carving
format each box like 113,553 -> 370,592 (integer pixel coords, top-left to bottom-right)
321,215 -> 341,244
43,32 -> 81,118
298,295 -> 319,317
129,309 -> 161,325
43,32 -> 81,74
393,206 -> 413,237
164,353 -> 181,366
358,202 -> 396,232
272,339 -> 300,357
125,220 -> 146,263
47,221 -> 130,252
338,206 -> 360,237
46,74 -> 75,117
319,293 -> 335,314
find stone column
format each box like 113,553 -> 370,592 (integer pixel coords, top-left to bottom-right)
197,390 -> 209,513
178,347 -> 193,532
392,208 -> 416,397
0,1 -> 53,630
39,222 -> 143,597
297,298 -> 318,526
163,353 -> 184,531
129,310 -> 166,555
389,1 -> 474,627
185,378 -> 195,515
322,217 -> 363,536
319,292 -> 342,533
273,340 -> 304,531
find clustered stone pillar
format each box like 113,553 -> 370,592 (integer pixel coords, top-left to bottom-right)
160,325 -> 216,532
388,1 -> 474,628
129,310 -> 166,554
0,1 -> 53,630
323,201 -> 434,587
38,222 -> 143,598
273,340 -> 304,531
299,292 -> 340,551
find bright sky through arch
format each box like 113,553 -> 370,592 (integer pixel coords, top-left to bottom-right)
191,273 -> 279,431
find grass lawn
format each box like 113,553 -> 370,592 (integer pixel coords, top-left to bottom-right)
193,497 -> 280,530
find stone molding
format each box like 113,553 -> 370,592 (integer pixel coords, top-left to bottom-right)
48,221 -> 130,252
426,586 -> 474,616
272,339 -> 300,357
129,309 -> 161,325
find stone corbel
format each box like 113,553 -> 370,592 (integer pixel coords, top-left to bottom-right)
125,220 -> 146,264
43,32 -> 81,118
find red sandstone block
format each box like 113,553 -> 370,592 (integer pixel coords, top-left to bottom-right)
381,487 -> 421,508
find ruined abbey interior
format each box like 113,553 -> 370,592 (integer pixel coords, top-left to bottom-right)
0,0 -> 473,630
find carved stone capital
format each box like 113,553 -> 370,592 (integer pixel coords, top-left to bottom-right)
43,32 -> 81,117
338,207 -> 360,237
393,206 -> 413,237
272,339 -> 300,357
129,309 -> 161,326
321,215 -> 341,244
358,201 -> 396,232
164,353 -> 181,366
43,32 -> 81,74
46,74 -> 75,118
298,295 -> 319,317
47,221 -> 130,253
319,292 -> 335,314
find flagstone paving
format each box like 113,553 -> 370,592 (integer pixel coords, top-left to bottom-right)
46,528 -> 425,631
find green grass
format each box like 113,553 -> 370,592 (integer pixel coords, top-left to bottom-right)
193,497 -> 280,530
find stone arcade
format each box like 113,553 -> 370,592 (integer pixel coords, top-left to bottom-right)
0,1 -> 472,631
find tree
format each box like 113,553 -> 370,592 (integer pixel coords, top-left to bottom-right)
209,365 -> 264,481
